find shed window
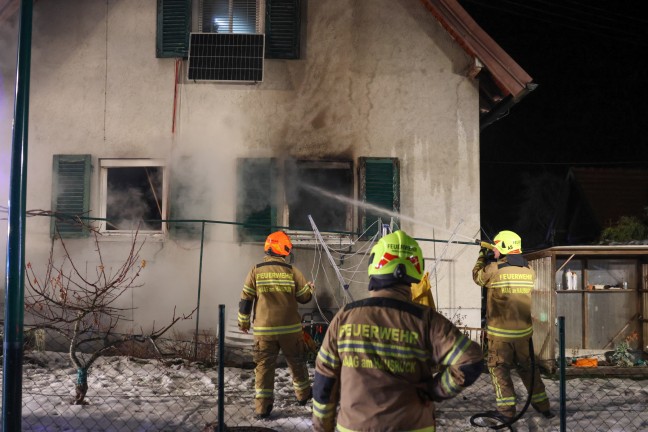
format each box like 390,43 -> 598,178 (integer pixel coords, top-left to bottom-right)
51,155 -> 91,238
99,159 -> 167,235
555,257 -> 641,350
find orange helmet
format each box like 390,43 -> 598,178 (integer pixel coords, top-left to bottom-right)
264,231 -> 292,256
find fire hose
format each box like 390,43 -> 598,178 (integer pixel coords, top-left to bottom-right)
468,239 -> 535,430
468,333 -> 536,430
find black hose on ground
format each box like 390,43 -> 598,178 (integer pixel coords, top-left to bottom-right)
469,338 -> 536,431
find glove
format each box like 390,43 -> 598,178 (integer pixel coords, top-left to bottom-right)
238,321 -> 250,333
478,247 -> 490,258
416,376 -> 445,404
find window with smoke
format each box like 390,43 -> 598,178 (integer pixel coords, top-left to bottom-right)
286,160 -> 353,232
100,159 -> 166,234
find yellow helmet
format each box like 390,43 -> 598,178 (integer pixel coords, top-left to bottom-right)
493,230 -> 522,255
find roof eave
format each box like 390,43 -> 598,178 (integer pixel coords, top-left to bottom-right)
420,0 -> 536,128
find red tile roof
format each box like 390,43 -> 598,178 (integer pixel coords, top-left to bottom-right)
420,0 -> 536,129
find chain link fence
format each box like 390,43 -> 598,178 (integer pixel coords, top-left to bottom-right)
2,312 -> 648,431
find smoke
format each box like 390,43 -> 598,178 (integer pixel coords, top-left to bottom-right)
106,167 -> 163,231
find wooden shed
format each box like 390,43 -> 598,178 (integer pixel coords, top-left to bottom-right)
525,246 -> 648,371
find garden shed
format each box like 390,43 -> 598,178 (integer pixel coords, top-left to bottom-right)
525,245 -> 648,371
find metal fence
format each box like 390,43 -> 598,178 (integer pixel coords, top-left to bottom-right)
3,311 -> 648,431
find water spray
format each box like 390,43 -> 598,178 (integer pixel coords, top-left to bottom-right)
302,183 -> 479,244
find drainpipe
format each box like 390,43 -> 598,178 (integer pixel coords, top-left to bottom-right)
3,1 -> 33,431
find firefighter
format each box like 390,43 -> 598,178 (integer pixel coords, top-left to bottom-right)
238,231 -> 314,419
473,230 -> 554,421
312,230 -> 483,431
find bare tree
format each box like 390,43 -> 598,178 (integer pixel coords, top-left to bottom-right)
24,229 -> 194,405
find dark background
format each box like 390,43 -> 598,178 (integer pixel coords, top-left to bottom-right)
457,0 -> 648,250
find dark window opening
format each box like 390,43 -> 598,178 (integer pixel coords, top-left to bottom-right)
106,167 -> 163,231
286,161 -> 352,232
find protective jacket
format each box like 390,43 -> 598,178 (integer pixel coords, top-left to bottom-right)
472,254 -> 535,341
312,285 -> 483,432
238,256 -> 312,336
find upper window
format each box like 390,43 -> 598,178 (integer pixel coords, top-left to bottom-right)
99,159 -> 167,236
156,0 -> 301,59
200,0 -> 262,33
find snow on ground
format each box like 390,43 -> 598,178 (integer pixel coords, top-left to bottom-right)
2,351 -> 648,431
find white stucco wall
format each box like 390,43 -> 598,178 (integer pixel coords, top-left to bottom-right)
0,0 -> 483,335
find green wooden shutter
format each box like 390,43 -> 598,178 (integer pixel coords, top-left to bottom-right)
156,0 -> 192,58
51,155 -> 91,239
359,157 -> 400,236
265,0 -> 301,59
237,158 -> 277,241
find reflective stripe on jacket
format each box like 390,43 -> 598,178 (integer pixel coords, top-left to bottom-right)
472,254 -> 535,341
239,256 -> 312,335
312,285 -> 483,432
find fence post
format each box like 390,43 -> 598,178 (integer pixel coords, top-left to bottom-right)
193,221 -> 206,359
558,316 -> 566,432
3,1 -> 34,431
218,304 -> 225,432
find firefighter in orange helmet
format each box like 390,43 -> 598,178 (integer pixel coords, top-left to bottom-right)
473,230 -> 554,422
238,231 -> 315,419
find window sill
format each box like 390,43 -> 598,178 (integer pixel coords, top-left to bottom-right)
97,232 -> 167,242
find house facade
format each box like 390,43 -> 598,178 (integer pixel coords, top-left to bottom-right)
0,0 -> 533,337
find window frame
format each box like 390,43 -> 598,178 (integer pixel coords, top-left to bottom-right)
98,158 -> 168,238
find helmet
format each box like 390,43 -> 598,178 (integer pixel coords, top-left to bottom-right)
368,231 -> 424,289
493,230 -> 522,255
264,231 -> 292,256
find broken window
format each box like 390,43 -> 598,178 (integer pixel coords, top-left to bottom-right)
99,159 -> 167,235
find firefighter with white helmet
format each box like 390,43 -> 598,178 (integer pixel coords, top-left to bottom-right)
312,230 -> 483,431
238,231 -> 314,419
473,230 -> 554,421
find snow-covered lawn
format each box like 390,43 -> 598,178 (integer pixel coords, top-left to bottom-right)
3,351 -> 648,431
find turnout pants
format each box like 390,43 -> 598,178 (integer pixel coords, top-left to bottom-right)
487,338 -> 550,417
253,332 -> 311,415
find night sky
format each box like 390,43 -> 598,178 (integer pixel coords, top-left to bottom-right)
455,0 -> 648,248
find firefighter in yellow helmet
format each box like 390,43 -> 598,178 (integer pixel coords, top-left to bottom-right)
312,231 -> 483,431
473,230 -> 554,422
238,231 -> 315,419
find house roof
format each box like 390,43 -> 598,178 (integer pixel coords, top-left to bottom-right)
1,0 -> 534,129
419,0 -> 536,130
570,167 -> 648,228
